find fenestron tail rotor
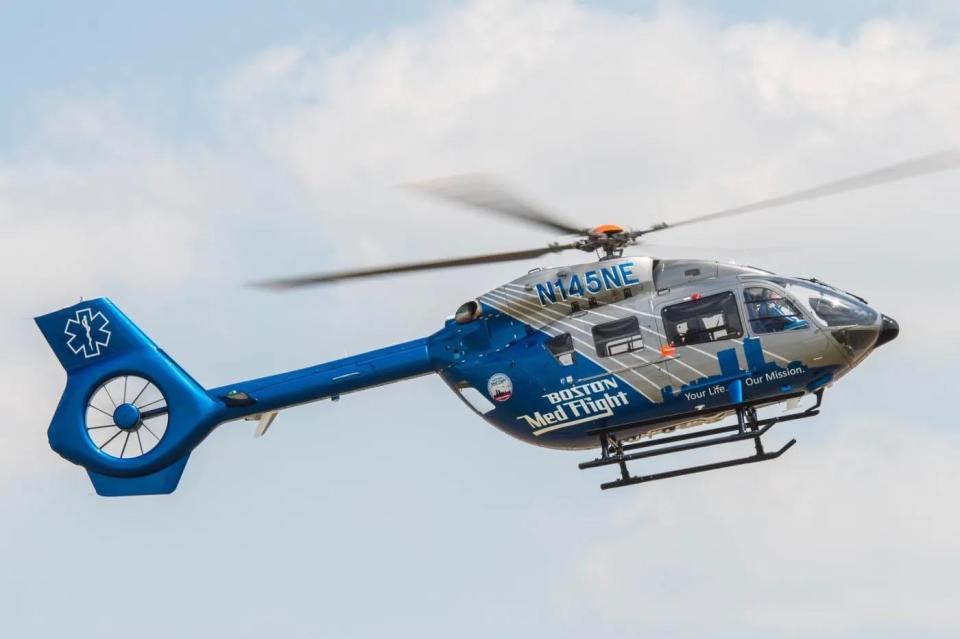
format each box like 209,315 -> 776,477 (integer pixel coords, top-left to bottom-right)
250,148 -> 960,291
85,375 -> 169,459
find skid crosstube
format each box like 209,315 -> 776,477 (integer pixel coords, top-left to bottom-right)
579,391 -> 823,490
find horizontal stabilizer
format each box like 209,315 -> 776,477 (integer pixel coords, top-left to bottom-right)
254,411 -> 278,438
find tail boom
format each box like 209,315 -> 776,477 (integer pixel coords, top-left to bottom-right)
35,298 -> 436,496
207,337 -> 433,420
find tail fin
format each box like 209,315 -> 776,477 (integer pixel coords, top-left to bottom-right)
35,298 -> 221,496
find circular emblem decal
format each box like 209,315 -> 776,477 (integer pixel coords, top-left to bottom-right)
487,373 -> 514,402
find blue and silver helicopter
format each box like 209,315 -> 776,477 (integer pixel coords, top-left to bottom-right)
36,151 -> 958,496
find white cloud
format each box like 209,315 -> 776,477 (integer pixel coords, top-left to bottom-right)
558,419 -> 960,636
0,105 -> 221,306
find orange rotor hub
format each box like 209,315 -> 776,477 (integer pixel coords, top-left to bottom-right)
591,224 -> 624,235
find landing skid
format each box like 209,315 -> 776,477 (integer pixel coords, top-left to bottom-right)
579,390 -> 823,490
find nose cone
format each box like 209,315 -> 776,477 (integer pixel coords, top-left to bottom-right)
874,315 -> 900,348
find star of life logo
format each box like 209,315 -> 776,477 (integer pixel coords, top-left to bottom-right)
64,308 -> 112,358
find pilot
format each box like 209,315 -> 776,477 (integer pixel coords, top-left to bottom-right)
745,287 -> 806,333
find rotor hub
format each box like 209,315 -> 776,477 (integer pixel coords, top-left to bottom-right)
113,403 -> 142,430
576,224 -> 636,257
591,223 -> 625,235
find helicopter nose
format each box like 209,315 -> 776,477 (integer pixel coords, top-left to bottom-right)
874,314 -> 899,348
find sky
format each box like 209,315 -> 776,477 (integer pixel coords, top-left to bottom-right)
1,1 -> 959,637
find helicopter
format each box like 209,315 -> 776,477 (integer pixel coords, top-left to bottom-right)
35,150 -> 959,496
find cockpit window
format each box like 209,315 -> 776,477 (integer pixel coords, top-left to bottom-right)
774,279 -> 878,327
743,286 -> 809,334
592,317 -> 643,357
662,292 -> 743,347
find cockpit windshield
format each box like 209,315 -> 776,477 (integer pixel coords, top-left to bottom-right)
772,279 -> 878,327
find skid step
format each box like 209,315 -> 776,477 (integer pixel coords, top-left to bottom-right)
600,440 -> 796,490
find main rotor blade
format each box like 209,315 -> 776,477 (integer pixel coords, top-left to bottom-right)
642,242 -> 796,255
407,173 -> 586,235
639,148 -> 960,235
250,243 -> 579,290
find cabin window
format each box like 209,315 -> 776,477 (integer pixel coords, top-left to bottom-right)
743,286 -> 809,334
545,333 -> 576,366
662,292 -> 743,347
592,316 -> 643,357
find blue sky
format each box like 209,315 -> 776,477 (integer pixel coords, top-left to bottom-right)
2,2 -> 959,638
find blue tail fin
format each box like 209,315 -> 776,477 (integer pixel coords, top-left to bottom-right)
35,298 -> 221,496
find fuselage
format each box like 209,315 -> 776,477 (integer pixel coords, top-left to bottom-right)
430,256 -> 897,449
